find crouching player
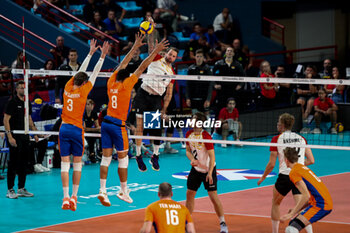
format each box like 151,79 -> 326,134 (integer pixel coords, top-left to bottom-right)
281,147 -> 333,233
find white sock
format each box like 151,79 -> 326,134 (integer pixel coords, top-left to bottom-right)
100,179 -> 106,193
219,216 -> 225,223
272,220 -> 279,233
63,187 -> 69,198
153,145 -> 159,155
136,145 -> 141,156
120,181 -> 127,193
305,224 -> 313,233
72,184 -> 79,197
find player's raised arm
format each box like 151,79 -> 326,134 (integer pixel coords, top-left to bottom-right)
79,39 -> 99,72
89,41 -> 109,86
115,33 -> 146,73
146,17 -> 156,54
133,39 -> 169,77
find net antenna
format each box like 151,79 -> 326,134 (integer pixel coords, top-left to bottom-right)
22,16 -> 30,134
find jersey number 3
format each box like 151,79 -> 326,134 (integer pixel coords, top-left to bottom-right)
67,99 -> 73,111
165,209 -> 179,226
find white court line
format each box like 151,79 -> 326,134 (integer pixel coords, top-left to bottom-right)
194,210 -> 350,225
16,172 -> 350,232
28,230 -> 73,233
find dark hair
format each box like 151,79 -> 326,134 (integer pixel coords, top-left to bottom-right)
195,49 -> 204,55
226,97 -> 235,104
158,182 -> 172,197
44,59 -> 56,70
74,72 -> 88,86
16,80 -> 25,88
69,49 -> 77,54
306,65 -> 317,73
284,147 -> 299,163
194,111 -> 207,123
116,68 -> 130,81
167,47 -> 179,54
279,113 -> 295,130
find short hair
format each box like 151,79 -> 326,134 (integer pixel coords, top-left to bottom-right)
195,49 -> 204,55
168,47 -> 179,54
74,71 -> 88,86
158,182 -> 172,197
284,147 -> 299,163
306,65 -> 317,72
226,97 -> 235,105
116,68 -> 130,82
194,111 -> 207,123
16,80 -> 25,88
279,113 -> 295,130
87,99 -> 95,105
69,49 -> 77,54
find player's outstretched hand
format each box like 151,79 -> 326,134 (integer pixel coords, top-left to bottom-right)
134,32 -> 146,48
89,39 -> 99,55
154,38 -> 169,53
100,41 -> 110,59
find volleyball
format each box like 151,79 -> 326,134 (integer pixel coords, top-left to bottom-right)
139,21 -> 154,34
335,122 -> 344,133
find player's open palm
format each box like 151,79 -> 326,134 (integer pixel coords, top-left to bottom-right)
89,39 -> 99,55
134,32 -> 146,48
100,41 -> 110,58
155,38 -> 169,53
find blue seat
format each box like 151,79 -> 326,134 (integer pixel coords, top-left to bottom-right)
172,32 -> 191,43
59,23 -> 78,34
74,22 -> 90,31
122,17 -> 144,29
140,53 -> 148,60
118,1 -> 142,11
64,5 -> 84,16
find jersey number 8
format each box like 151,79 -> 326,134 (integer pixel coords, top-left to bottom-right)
165,209 -> 179,225
111,95 -> 118,109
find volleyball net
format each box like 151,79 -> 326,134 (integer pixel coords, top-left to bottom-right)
3,68 -> 350,153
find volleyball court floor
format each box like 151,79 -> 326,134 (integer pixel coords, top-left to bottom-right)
1,134 -> 350,233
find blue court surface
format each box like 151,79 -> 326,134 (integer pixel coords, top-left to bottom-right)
0,133 -> 349,233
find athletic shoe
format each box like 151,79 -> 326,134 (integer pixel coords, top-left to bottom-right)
221,143 -> 227,148
220,222 -> 228,233
34,164 -> 44,173
163,146 -> 178,154
150,155 -> 160,171
17,188 -> 34,197
159,142 -> 166,149
181,141 -> 186,149
117,188 -> 133,203
39,164 -> 50,172
69,196 -> 77,211
311,128 -> 321,134
98,191 -> 111,207
236,139 -> 243,147
300,127 -> 311,134
330,127 -> 337,134
6,189 -> 18,199
61,197 -> 70,210
136,156 -> 147,172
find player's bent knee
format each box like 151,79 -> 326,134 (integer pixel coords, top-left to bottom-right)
288,218 -> 305,232
61,162 -> 70,173
118,156 -> 129,168
73,162 -> 83,172
101,156 -> 112,167
285,226 -> 299,233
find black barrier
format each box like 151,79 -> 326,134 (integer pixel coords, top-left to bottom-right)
338,104 -> 350,130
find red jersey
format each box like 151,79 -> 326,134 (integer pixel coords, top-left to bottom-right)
106,71 -> 138,122
314,97 -> 334,111
260,73 -> 276,99
61,77 -> 93,129
218,107 -> 239,120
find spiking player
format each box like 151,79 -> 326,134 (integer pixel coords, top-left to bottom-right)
97,33 -> 169,206
59,39 -> 109,211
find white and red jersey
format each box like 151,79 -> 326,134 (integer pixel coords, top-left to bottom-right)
141,54 -> 175,96
186,129 -> 215,173
270,130 -> 307,175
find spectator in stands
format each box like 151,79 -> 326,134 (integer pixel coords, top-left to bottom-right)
83,0 -> 100,23
275,64 -> 294,107
259,61 -> 278,109
190,23 -> 203,41
324,66 -> 345,104
11,51 -> 30,80
213,46 -> 245,113
30,59 -> 56,92
99,0 -> 126,21
312,87 -> 338,134
89,11 -> 107,40
182,36 -> 211,62
204,25 -> 222,58
103,9 -> 122,39
152,8 -> 169,40
35,0 -> 63,26
157,0 -> 178,32
216,98 -> 242,147
55,49 -> 81,103
50,36 -> 71,68
232,38 -> 249,70
319,58 -> 332,79
186,49 -> 213,115
0,62 -> 12,96
296,65 -> 319,130
83,99 -> 100,163
30,137 -> 50,173
213,8 -> 234,44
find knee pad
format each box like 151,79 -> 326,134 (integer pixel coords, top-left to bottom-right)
285,226 -> 299,233
73,162 -> 83,172
118,156 -> 129,168
61,162 -> 70,173
100,156 -> 112,167
289,218 -> 305,231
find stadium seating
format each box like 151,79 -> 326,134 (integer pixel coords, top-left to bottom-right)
122,17 -> 144,29
172,32 -> 191,43
117,1 -> 142,11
